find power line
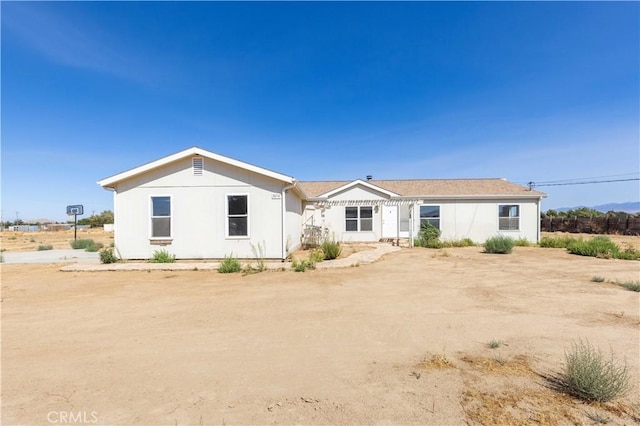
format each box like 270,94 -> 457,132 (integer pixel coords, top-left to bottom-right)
528,177 -> 640,189
534,173 -> 639,185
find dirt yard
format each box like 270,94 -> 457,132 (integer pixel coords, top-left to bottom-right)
2,239 -> 639,424
0,229 -> 114,252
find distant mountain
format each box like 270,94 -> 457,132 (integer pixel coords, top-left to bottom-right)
556,201 -> 640,214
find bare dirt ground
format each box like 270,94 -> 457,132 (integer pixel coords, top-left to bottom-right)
0,229 -> 114,252
2,237 -> 639,425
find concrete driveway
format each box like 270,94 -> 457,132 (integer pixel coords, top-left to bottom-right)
2,249 -> 100,264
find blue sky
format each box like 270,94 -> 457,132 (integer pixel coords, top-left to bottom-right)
2,1 -> 638,222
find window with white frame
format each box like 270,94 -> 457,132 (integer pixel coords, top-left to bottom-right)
345,206 -> 373,232
227,195 -> 248,237
419,205 -> 440,230
498,204 -> 520,230
151,196 -> 171,238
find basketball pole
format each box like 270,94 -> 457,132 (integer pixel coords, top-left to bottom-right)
74,214 -> 78,241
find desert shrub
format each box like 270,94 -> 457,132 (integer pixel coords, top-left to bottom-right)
38,244 -> 53,251
487,340 -> 503,349
0,253 -> 3,263
614,246 -> 640,261
218,254 -> 241,273
292,258 -> 315,272
440,238 -> 476,248
514,237 -> 531,247
567,236 -> 617,258
483,236 -> 515,254
562,339 -> 631,402
70,239 -> 102,252
417,222 -> 441,247
150,249 -> 176,263
250,242 -> 267,272
84,242 -> 104,252
591,276 -> 605,283
616,280 -> 640,292
320,239 -> 342,260
460,238 -> 476,247
414,222 -> 443,248
539,236 -> 577,248
70,239 -> 96,249
99,247 -> 118,264
309,248 -> 325,264
566,237 -> 639,260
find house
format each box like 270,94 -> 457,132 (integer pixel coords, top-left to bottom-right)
98,147 -> 546,260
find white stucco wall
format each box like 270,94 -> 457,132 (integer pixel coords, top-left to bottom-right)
113,157 -> 298,259
413,198 -> 541,244
311,184 -> 388,242
284,189 -> 303,255
302,194 -> 541,245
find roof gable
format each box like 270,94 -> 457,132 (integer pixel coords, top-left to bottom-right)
318,179 -> 399,198
98,147 -> 295,188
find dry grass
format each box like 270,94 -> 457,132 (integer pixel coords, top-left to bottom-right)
414,349 -> 638,425
290,243 -> 374,261
417,353 -> 454,369
460,355 -> 536,377
1,229 -> 113,252
461,387 -> 581,426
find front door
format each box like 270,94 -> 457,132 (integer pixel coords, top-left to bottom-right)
382,205 -> 398,238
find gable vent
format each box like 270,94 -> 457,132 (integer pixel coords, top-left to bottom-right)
192,157 -> 203,175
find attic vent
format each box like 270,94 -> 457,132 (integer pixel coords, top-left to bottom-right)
192,157 -> 203,175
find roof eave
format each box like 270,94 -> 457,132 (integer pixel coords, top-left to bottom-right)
97,146 -> 295,188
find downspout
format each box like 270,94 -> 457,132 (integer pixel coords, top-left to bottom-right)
536,197 -> 541,243
409,203 -> 414,248
281,179 -> 297,261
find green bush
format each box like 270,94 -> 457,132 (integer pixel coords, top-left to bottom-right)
590,276 -> 605,283
562,339 -> 631,402
150,249 -> 176,263
38,244 -> 53,251
320,239 -> 342,260
218,254 -> 241,273
567,236 -> 617,258
566,237 -> 639,260
69,239 -> 103,252
84,242 -> 104,252
70,239 -> 96,249
309,249 -> 325,264
415,222 -> 441,248
99,247 -> 118,264
616,280 -> 640,292
487,340 -> 503,349
514,237 -> 531,247
292,258 -> 316,272
483,236 -> 515,254
539,236 -> 577,248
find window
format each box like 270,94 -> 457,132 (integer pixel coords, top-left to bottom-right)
192,157 -> 203,175
499,205 -> 520,230
345,206 -> 373,232
227,195 -> 248,237
151,196 -> 171,238
420,205 -> 440,229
